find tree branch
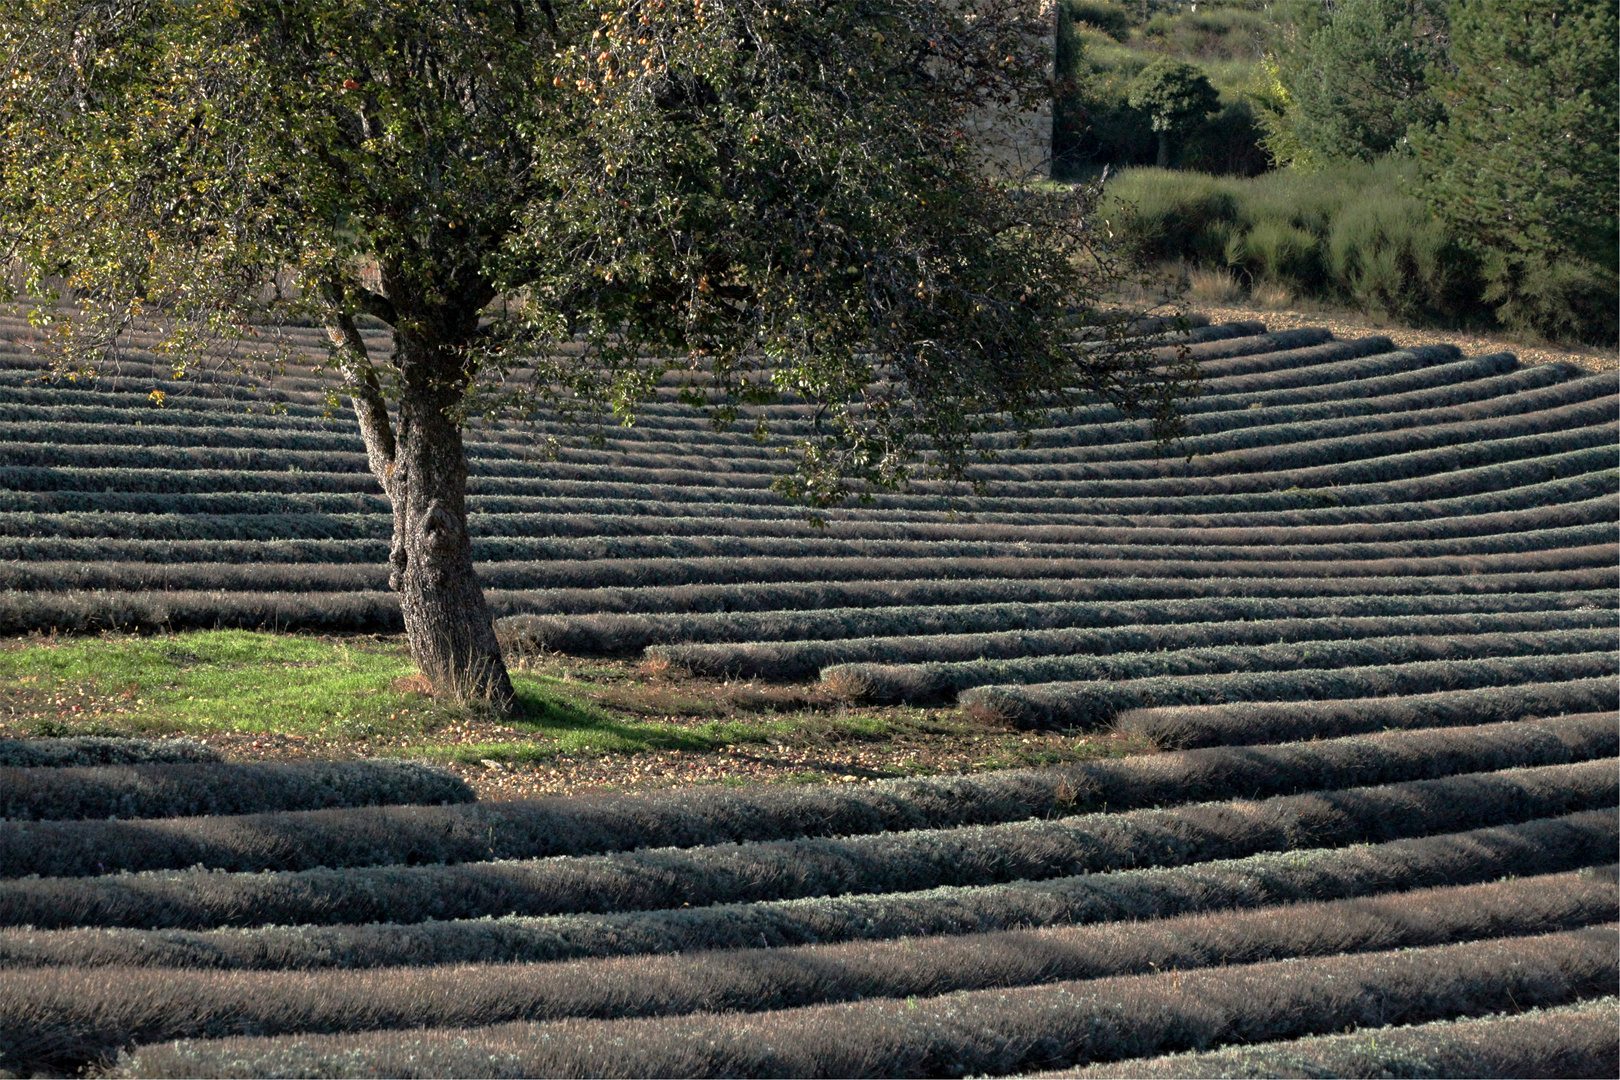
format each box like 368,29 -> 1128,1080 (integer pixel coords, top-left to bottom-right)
353,285 -> 398,326
326,311 -> 399,491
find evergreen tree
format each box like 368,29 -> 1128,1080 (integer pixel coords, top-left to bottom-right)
1287,0 -> 1448,163
1414,0 -> 1618,342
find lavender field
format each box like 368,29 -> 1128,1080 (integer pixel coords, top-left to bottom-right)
0,313 -> 1614,1077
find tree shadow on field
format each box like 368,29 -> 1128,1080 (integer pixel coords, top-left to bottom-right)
504,684 -> 747,756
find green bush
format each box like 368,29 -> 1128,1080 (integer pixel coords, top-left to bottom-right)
1482,251 -> 1619,346
1105,159 -> 1495,325
1104,169 -> 1241,262
1327,195 -> 1480,323
1231,219 -> 1324,293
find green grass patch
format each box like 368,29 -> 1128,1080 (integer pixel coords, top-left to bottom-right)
0,631 -> 418,738
0,631 -> 948,762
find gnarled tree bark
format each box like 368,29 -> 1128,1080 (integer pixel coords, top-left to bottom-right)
327,292 -> 517,713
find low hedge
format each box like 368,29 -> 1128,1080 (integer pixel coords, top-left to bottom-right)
657,592 -> 1615,679
989,351 -> 1520,454
1052,998 -> 1619,1079
0,491 -> 390,516
2,491 -> 1607,570
464,452 -> 1617,530
822,622 -> 1616,704
0,711 -> 1608,882
0,589 -> 403,635
1013,368 -> 1603,473
11,546 -> 1615,598
0,737 -> 220,768
489,567 -> 1618,621
0,713 -> 1608,879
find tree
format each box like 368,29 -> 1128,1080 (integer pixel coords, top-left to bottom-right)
1127,59 -> 1219,168
1285,0 -> 1448,163
1412,0 -> 1618,342
0,0 -> 1195,710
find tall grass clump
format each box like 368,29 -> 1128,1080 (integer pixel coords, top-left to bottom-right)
1106,159 -> 1485,327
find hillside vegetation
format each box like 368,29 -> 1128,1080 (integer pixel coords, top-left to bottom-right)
1056,0 -> 1617,344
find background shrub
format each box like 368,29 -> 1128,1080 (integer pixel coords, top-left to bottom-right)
1105,159 -> 1491,324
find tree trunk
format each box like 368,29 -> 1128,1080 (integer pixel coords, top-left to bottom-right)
1156,129 -> 1170,168
330,306 -> 518,713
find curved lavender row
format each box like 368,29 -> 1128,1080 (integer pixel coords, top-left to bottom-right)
658,594 -> 1616,680
1,759 -> 1609,931
3,810 -> 1613,973
107,927 -> 1619,1079
1116,682 -> 1620,749
0,759 -> 472,823
0,713 -> 1609,879
3,537 -> 1614,594
1047,998 -> 1619,1080
3,872 -> 1608,1075
821,620 -> 1617,704
960,651 -> 1620,730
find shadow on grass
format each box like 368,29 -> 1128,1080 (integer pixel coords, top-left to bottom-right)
426,683 -> 774,764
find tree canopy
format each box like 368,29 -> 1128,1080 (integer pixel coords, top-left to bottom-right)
1127,58 -> 1219,167
0,0 -> 1194,706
